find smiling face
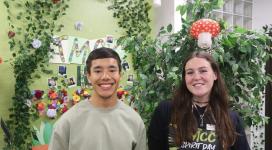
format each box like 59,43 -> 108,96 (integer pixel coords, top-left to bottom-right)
185,57 -> 217,101
87,58 -> 121,102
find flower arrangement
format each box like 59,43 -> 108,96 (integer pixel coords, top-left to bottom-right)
116,87 -> 137,111
117,88 -> 129,100
32,88 -> 90,119
72,88 -> 90,104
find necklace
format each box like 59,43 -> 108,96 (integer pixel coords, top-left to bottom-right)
193,103 -> 208,128
193,99 -> 209,104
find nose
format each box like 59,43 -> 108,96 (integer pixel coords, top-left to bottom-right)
193,72 -> 201,80
101,71 -> 110,80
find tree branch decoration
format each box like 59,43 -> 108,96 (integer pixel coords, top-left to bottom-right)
109,0 -> 272,128
3,0 -> 69,149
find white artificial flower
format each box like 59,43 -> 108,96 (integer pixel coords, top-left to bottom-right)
74,21 -> 84,31
47,108 -> 57,118
174,47 -> 180,53
32,39 -> 42,49
25,99 -> 32,107
50,43 -> 56,50
52,37 -> 61,45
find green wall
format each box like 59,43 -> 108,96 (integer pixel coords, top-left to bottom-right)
0,0 -> 155,148
0,1 -> 14,148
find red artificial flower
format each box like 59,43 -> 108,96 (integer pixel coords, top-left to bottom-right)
34,90 -> 44,99
0,57 -> 2,64
117,88 -> 127,99
8,31 -> 15,38
52,0 -> 61,4
61,89 -> 68,96
50,92 -> 58,100
37,102 -> 45,111
48,104 -> 55,109
59,99 -> 64,104
117,90 -> 125,99
61,105 -> 68,113
48,89 -> 54,94
48,90 -> 58,100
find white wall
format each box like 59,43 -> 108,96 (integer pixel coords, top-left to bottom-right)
252,0 -> 272,30
153,0 -> 186,34
155,0 -> 272,32
153,0 -> 175,34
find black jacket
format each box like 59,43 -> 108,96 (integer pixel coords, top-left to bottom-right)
148,100 -> 251,150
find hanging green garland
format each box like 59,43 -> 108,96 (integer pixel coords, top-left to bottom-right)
107,0 -> 151,37
107,0 -> 156,123
3,0 -> 69,149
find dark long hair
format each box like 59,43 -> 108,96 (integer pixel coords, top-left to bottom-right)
171,51 -> 236,149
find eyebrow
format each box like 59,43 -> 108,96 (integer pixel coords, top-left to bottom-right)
108,65 -> 118,69
92,65 -> 118,70
185,66 -> 208,71
198,66 -> 208,69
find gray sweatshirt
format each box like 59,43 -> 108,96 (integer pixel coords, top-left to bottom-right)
49,99 -> 147,150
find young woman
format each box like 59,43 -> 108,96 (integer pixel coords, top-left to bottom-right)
148,51 -> 250,150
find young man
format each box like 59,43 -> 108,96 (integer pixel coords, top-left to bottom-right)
49,47 -> 147,150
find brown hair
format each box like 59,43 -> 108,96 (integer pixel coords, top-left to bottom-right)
171,51 -> 236,149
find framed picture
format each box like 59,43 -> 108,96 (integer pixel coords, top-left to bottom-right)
58,65 -> 67,76
67,77 -> 76,88
106,35 -> 113,43
122,61 -> 130,71
48,78 -> 57,87
127,74 -> 133,82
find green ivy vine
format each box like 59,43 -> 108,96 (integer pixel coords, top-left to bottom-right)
110,0 -> 272,128
107,0 -> 151,37
107,0 -> 156,123
3,0 -> 69,149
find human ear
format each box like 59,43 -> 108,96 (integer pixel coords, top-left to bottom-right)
213,72 -> 218,80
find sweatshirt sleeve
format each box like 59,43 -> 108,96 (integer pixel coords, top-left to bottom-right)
230,111 -> 251,150
148,101 -> 171,150
48,118 -> 70,150
135,120 -> 147,150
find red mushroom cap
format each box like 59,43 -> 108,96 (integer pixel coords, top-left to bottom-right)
190,19 -> 220,39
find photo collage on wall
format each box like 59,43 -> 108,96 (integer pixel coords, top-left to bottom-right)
31,35 -> 135,120
48,34 -> 133,85
49,35 -> 124,64
49,35 -> 134,85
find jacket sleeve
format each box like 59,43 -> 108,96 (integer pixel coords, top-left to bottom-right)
148,101 -> 171,150
48,118 -> 70,150
230,111 -> 251,150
